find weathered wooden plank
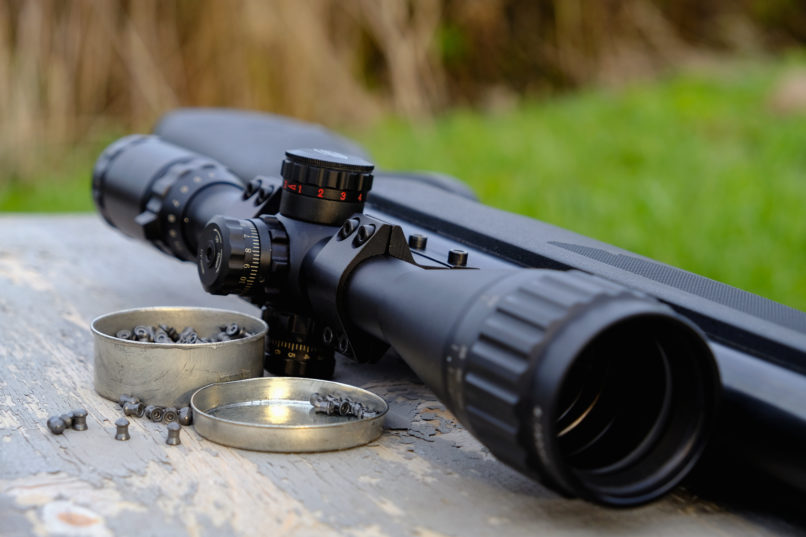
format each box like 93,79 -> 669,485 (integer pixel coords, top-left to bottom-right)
0,215 -> 801,536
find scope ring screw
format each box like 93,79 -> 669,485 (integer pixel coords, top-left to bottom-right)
47,416 -> 67,435
256,186 -> 273,205
338,218 -> 360,240
145,405 -> 164,422
243,178 -> 259,199
114,418 -> 131,441
178,407 -> 193,426
71,409 -> 89,431
123,401 -> 146,418
447,249 -> 469,267
354,224 -> 376,246
166,422 -> 182,445
408,234 -> 428,250
322,326 -> 334,345
163,407 -> 178,423
336,334 -> 350,354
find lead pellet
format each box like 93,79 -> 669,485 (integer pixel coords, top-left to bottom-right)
178,407 -> 193,426
47,417 -> 66,435
166,422 -> 181,446
71,409 -> 88,431
114,418 -> 130,441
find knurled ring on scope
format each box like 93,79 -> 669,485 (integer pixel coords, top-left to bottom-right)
281,149 -> 374,192
149,160 -> 242,261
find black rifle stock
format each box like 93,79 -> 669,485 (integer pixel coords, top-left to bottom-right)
92,108 -> 806,508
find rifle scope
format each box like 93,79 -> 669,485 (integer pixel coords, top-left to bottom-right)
92,133 -> 719,507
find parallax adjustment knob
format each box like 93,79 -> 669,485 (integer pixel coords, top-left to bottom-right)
197,216 -> 275,297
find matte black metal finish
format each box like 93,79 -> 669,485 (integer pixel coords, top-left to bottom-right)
90,108 -> 806,507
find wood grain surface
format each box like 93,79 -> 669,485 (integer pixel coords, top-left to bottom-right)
0,215 -> 801,537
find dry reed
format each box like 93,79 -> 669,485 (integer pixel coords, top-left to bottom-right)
0,0 -> 801,181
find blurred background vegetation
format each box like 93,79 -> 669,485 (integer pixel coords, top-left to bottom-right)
1,0 -> 805,309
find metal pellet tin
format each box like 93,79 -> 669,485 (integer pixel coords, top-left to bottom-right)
190,377 -> 388,453
92,307 -> 267,407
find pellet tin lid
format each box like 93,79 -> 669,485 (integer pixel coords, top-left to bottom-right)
190,377 -> 388,452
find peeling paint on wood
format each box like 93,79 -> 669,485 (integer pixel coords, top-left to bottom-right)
0,216 -> 802,537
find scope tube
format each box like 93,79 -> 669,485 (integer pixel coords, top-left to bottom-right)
346,257 -> 719,506
92,136 -> 251,261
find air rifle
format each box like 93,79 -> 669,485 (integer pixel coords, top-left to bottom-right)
91,108 -> 806,507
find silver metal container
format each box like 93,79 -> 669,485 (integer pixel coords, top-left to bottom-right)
191,377 -> 388,452
92,307 -> 267,407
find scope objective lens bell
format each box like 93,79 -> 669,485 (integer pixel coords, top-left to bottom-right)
92,133 -> 720,508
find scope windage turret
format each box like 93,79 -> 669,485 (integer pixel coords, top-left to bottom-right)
92,131 -> 720,508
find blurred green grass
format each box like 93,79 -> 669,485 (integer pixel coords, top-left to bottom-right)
356,62 -> 806,311
3,60 -> 805,310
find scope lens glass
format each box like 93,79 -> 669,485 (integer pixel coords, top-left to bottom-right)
556,318 -> 674,473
